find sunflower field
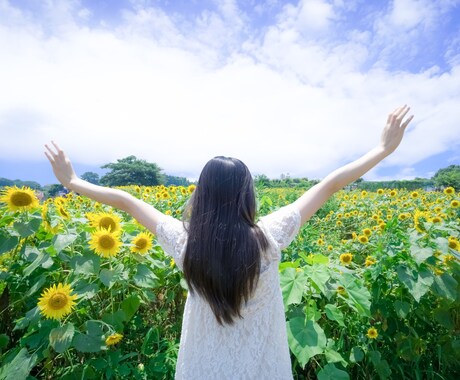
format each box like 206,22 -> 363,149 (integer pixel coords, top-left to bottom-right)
0,184 -> 459,379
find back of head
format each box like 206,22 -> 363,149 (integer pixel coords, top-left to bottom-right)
183,156 -> 268,325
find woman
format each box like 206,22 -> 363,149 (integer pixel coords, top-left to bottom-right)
45,105 -> 413,379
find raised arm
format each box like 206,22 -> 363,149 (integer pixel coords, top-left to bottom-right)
293,105 -> 414,225
44,142 -> 165,234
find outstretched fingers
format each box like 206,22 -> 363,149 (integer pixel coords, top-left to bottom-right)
401,114 -> 414,130
44,141 -> 63,163
388,105 -> 413,128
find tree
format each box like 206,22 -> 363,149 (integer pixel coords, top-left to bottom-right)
43,184 -> 64,198
165,175 -> 191,186
432,165 -> 460,191
81,172 -> 100,185
100,156 -> 164,187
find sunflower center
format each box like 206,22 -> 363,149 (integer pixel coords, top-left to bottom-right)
136,238 -> 147,250
99,217 -> 117,231
49,293 -> 68,310
11,192 -> 33,207
99,235 -> 115,249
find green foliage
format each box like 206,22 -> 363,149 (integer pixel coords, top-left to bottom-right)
100,156 -> 164,187
81,171 -> 100,185
0,178 -> 42,190
164,175 -> 192,186
433,164 -> 460,191
42,183 -> 64,198
356,177 -> 434,191
0,185 -> 459,379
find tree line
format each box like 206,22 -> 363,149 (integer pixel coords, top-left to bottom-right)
1,158 -> 459,198
255,165 -> 460,191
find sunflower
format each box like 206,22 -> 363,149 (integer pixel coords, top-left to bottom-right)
362,228 -> 372,236
105,333 -> 123,346
38,283 -> 77,320
366,327 -> 378,339
444,187 -> 455,195
57,205 -> 70,219
430,216 -> 443,224
130,232 -> 153,254
358,235 -> 369,244
377,189 -> 384,195
411,191 -> 419,198
340,253 -> 353,265
188,185 -> 196,194
317,238 -> 325,246
336,286 -> 346,295
90,229 -> 122,258
413,210 -> 429,232
398,213 -> 408,221
448,238 -> 459,251
0,186 -> 39,212
389,190 -> 397,197
365,256 -> 376,267
451,200 -> 459,208
88,212 -> 122,233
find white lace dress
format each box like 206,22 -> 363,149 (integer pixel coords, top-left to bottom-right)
156,205 -> 301,380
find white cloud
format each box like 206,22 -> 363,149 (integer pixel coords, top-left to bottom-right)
0,0 -> 459,182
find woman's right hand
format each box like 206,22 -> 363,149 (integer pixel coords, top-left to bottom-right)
44,141 -> 78,189
379,105 -> 414,155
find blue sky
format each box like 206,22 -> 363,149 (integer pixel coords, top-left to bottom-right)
0,0 -> 459,185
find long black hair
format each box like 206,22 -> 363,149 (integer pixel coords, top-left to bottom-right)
182,156 -> 269,325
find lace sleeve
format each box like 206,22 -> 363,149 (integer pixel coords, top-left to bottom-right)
259,205 -> 301,250
156,216 -> 188,269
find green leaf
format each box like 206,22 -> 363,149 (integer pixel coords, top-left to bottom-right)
53,233 -> 78,253
49,323 -> 75,353
305,300 -> 321,321
287,317 -> 327,368
73,281 -> 99,300
304,253 -> 330,265
23,251 -> 53,277
349,346 -> 364,363
99,269 -> 116,288
102,310 -> 126,331
433,307 -> 454,329
304,264 -> 330,296
394,300 -> 411,319
133,264 -> 158,288
25,275 -> 47,297
324,347 -> 347,367
73,333 -> 106,353
121,295 -> 141,322
324,304 -> 345,327
368,349 -> 392,378
0,348 -> 37,380
339,274 -> 371,317
280,268 -> 308,307
71,254 -> 100,276
431,272 -> 458,301
0,334 -> 9,350
141,327 -> 159,355
317,363 -> 350,380
13,217 -> 42,238
410,245 -> 433,265
396,266 -> 433,302
72,321 -> 105,353
0,232 -> 19,255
